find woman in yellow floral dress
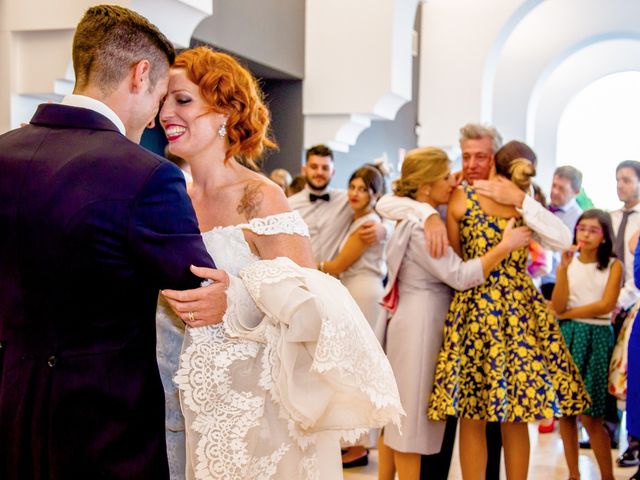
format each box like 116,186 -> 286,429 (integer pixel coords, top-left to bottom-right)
427,142 -> 590,480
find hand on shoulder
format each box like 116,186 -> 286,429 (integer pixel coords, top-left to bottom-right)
474,177 -> 525,208
358,221 -> 385,246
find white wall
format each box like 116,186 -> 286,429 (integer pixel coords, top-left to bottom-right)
530,39 -> 640,191
491,0 -> 640,143
131,0 -> 211,48
303,0 -> 419,152
417,0 -> 524,149
556,71 -> 640,210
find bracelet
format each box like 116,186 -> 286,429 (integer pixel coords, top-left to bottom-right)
319,261 -> 325,272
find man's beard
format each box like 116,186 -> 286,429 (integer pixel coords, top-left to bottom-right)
306,177 -> 330,191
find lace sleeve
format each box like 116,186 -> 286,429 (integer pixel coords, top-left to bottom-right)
243,211 -> 310,237
238,257 -> 404,441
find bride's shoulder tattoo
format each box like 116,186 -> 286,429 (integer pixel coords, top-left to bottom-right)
237,182 -> 264,219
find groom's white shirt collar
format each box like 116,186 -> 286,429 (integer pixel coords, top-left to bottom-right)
61,94 -> 126,136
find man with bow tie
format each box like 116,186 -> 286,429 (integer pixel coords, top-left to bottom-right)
288,144 -> 386,264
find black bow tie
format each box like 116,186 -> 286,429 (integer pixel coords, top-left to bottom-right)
309,193 -> 330,202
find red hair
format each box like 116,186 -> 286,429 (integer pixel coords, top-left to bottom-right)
173,46 -> 276,169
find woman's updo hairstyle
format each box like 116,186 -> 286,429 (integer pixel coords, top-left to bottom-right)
494,140 -> 537,192
394,147 -> 450,199
173,46 -> 277,170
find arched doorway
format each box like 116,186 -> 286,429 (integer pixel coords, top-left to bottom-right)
556,71 -> 640,211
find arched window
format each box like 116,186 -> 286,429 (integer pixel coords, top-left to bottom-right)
557,71 -> 640,211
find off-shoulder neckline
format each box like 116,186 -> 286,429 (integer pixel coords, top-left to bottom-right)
201,211 -> 304,235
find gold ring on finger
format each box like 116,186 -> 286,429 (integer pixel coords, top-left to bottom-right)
188,311 -> 195,322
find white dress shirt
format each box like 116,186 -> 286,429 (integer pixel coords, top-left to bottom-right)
61,94 -> 126,135
288,186 -> 352,262
289,185 -> 413,262
611,202 -> 640,309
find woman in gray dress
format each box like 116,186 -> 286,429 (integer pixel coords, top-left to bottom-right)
376,147 -> 532,479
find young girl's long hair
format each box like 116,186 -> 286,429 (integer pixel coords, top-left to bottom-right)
574,209 -> 614,270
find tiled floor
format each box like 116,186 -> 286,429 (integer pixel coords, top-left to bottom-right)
344,423 -> 636,479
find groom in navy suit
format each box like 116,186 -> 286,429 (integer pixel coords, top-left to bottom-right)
0,6 -> 226,479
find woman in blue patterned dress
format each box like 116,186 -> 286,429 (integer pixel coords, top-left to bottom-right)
428,145 -> 590,479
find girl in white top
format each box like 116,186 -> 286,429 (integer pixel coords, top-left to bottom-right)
552,209 -> 623,480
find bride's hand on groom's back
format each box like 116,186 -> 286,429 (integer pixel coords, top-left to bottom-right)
161,266 -> 229,327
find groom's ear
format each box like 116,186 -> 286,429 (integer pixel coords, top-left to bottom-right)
130,60 -> 152,93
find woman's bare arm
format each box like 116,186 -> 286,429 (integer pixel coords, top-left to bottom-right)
322,229 -> 369,276
446,187 -> 465,256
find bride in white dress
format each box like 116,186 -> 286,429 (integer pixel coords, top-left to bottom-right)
156,46 -> 403,480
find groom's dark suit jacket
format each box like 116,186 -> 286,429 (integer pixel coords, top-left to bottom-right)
0,104 -> 215,479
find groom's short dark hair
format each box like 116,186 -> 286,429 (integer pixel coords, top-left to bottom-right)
72,5 -> 175,94
305,144 -> 333,161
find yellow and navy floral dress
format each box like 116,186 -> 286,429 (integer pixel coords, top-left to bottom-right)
427,187 -> 590,422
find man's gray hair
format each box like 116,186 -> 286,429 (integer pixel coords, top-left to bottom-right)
459,123 -> 503,154
554,165 -> 582,193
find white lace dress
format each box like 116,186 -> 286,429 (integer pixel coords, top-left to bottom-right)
173,212 -> 403,480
